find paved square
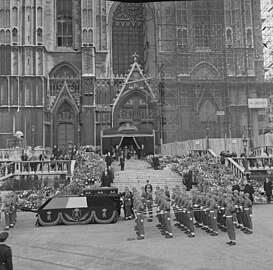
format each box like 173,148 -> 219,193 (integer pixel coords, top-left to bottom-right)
3,204 -> 273,270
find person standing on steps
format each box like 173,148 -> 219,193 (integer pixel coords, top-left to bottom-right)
105,152 -> 114,167
100,167 -> 112,187
119,155 -> 125,171
144,180 -> 153,193
140,144 -> 145,160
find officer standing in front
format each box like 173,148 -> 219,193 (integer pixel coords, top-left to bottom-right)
0,232 -> 13,270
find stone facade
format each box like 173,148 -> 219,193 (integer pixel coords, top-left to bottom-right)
0,0 -> 268,151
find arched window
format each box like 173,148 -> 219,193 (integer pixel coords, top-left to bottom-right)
247,29 -> 252,47
12,7 -> 18,26
182,29 -> 187,47
57,0 -> 73,47
5,30 -> 11,44
82,29 -> 87,44
177,28 -> 182,45
37,28 -> 43,43
112,3 -> 144,75
83,9 -> 87,27
6,9 -> 10,28
226,28 -> 232,46
37,7 -> 43,27
88,29 -> 93,44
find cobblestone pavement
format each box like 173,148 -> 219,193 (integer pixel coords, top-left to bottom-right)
2,204 -> 273,270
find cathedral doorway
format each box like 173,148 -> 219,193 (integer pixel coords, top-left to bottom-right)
113,92 -> 157,131
54,101 -> 78,155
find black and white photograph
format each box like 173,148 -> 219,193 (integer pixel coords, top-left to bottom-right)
0,0 -> 273,269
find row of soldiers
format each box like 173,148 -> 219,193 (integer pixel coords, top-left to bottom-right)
0,197 -> 17,231
132,185 -> 253,245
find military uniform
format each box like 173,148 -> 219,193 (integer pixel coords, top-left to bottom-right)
163,198 -> 173,238
3,201 -> 11,230
209,195 -> 218,236
185,196 -> 195,237
0,232 -> 13,270
225,197 -> 236,246
146,191 -> 153,222
243,193 -> 253,234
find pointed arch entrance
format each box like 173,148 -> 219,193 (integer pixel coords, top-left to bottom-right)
55,101 -> 77,154
51,82 -> 80,155
113,90 -> 157,130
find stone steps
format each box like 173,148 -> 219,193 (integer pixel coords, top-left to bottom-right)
110,159 -> 182,192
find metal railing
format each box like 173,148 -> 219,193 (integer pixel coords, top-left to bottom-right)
226,158 -> 245,179
232,157 -> 273,171
0,160 -> 71,181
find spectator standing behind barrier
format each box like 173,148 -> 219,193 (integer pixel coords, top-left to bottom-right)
264,177 -> 272,203
0,232 -> 13,270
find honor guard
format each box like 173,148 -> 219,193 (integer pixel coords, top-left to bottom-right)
3,200 -> 11,231
225,196 -> 236,246
185,195 -> 195,238
163,196 -> 173,238
145,186 -> 153,222
243,193 -> 253,234
134,193 -> 145,240
208,194 -> 218,236
239,191 -> 247,231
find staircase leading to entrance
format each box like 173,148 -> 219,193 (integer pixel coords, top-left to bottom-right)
111,159 -> 182,192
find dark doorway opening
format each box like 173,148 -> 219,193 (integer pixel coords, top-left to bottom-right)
120,137 -> 139,150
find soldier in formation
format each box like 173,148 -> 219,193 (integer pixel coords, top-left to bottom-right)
130,184 -> 253,245
1,195 -> 17,231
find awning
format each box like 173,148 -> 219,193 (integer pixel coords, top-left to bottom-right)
101,124 -> 155,155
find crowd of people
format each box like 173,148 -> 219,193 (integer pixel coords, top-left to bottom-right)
19,145 -> 79,173
100,144 -> 146,187
120,177 -> 254,245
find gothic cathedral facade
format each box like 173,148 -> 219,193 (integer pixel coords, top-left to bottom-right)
0,0 -> 268,151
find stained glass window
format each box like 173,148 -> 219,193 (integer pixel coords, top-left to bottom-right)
112,3 -> 144,75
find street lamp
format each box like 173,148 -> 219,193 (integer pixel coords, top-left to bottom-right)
32,125 -> 35,149
242,136 -> 249,177
206,122 -> 210,149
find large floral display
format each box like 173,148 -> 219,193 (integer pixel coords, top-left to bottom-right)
147,153 -> 267,203
18,151 -> 105,211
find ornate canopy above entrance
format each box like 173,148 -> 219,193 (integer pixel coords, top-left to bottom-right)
101,123 -> 155,155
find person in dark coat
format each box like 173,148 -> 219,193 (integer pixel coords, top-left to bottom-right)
145,180 -> 153,193
119,156 -> 125,171
244,180 -> 255,203
100,168 -> 112,187
52,145 -> 58,159
264,177 -> 273,203
105,152 -> 114,167
0,232 -> 13,270
152,155 -> 160,170
232,180 -> 241,194
184,168 -> 193,191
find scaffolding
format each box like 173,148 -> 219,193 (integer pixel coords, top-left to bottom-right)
155,0 -> 230,143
